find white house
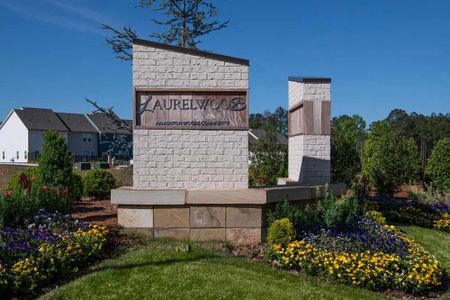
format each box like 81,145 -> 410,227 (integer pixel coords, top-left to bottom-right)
0,108 -> 98,163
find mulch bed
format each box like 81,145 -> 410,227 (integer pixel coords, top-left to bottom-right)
71,198 -> 118,229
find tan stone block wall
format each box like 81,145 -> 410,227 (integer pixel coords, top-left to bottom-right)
288,135 -> 331,184
226,207 -> 262,228
154,207 -> 190,227
133,129 -> 248,189
132,43 -> 249,189
191,228 -> 226,241
190,207 -> 225,227
118,207 -> 153,228
118,204 -> 263,245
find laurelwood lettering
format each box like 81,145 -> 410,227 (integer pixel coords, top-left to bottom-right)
137,96 -> 246,115
134,89 -> 248,130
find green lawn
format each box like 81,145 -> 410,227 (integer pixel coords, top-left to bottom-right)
41,239 -> 387,300
40,226 -> 450,300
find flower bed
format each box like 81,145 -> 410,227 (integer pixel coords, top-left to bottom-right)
265,197 -> 447,295
273,235 -> 443,294
0,210 -> 108,298
369,197 -> 450,233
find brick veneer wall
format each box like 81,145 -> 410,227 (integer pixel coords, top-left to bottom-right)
132,43 -> 249,189
288,79 -> 331,184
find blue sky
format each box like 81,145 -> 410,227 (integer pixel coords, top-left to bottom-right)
0,0 -> 449,125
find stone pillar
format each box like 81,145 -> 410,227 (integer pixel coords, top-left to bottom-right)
132,39 -> 249,190
288,77 -> 331,184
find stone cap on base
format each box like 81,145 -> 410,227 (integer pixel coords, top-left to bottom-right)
111,184 -> 346,206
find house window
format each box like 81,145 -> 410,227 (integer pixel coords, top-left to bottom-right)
82,134 -> 92,143
2,151 -> 5,159
24,151 -> 28,160
16,151 -> 19,159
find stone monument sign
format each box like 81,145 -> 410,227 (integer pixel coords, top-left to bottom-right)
112,38 -> 342,244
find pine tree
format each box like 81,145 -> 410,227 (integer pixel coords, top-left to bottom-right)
102,0 -> 228,61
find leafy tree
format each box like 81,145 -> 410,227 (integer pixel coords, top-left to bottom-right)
331,115 -> 367,184
102,0 -> 229,61
249,113 -> 265,129
273,107 -> 288,136
425,138 -> 450,192
249,124 -> 286,187
362,121 -> 420,196
385,109 -> 412,137
37,131 -> 73,189
249,106 -> 288,136
384,109 -> 450,169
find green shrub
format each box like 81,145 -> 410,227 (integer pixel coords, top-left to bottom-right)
5,168 -> 39,194
362,121 -> 420,196
389,205 -> 436,228
0,132 -> 79,225
83,169 -> 116,199
425,138 -> 450,192
249,125 -> 287,187
0,181 -> 72,226
267,218 -> 296,245
409,184 -> 450,205
37,131 -> 73,189
321,194 -> 359,229
266,193 -> 360,232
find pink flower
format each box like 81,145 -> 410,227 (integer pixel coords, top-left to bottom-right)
19,174 -> 31,192
41,185 -> 49,193
3,190 -> 12,197
57,186 -> 69,198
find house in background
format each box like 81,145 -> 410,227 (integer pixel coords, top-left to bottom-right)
0,108 -> 69,163
0,108 -> 105,163
87,113 -> 133,160
248,128 -> 288,147
57,112 -> 99,161
248,128 -> 288,165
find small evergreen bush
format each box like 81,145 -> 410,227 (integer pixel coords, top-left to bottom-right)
37,131 -> 73,189
83,169 -> 116,199
321,194 -> 359,229
425,138 -> 450,192
267,218 -> 296,245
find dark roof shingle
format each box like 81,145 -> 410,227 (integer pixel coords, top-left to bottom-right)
15,108 -> 68,131
249,128 -> 288,145
56,112 -> 98,133
87,113 -> 132,134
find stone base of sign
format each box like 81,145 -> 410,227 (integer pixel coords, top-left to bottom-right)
112,184 -> 345,245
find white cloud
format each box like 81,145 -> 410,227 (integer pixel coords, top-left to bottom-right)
0,0 -> 119,36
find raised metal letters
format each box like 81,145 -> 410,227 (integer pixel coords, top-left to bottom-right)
135,89 -> 248,130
